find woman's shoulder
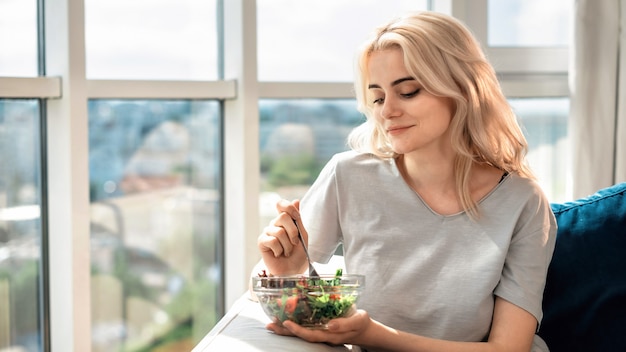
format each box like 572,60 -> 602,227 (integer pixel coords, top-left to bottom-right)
495,173 -> 552,212
331,150 -> 373,162
331,150 -> 389,167
330,151 -> 397,177
501,173 -> 547,198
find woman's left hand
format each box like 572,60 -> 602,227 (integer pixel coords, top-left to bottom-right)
266,308 -> 372,346
267,297 -> 538,351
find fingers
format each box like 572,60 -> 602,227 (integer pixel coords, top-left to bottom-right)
327,309 -> 371,333
259,225 -> 295,258
281,321 -> 327,343
266,310 -> 372,346
258,200 -> 303,257
271,199 -> 304,245
280,321 -> 346,345
276,199 -> 301,221
257,198 -> 309,275
275,199 -> 309,248
266,322 -> 295,336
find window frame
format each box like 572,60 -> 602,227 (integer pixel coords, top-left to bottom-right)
452,0 -> 569,97
0,0 -> 570,350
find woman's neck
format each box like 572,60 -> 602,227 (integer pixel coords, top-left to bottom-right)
398,153 -> 457,192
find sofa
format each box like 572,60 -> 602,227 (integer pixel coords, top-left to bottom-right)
537,182 -> 626,351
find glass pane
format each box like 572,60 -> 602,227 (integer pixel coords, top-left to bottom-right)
0,1 -> 38,76
488,0 -> 572,47
85,0 -> 218,80
89,100 -> 222,351
257,0 -> 429,82
259,99 -> 364,227
0,99 -> 43,351
512,98 -> 570,202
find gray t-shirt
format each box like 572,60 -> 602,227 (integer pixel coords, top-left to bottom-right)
300,151 -> 557,350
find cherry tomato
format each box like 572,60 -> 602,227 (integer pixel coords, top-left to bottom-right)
285,296 -> 299,314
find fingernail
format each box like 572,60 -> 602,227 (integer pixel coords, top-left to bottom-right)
327,321 -> 337,330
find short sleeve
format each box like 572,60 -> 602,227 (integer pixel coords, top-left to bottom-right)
494,186 -> 557,324
300,154 -> 343,264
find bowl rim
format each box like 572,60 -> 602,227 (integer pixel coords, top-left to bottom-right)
251,274 -> 365,292
251,273 -> 364,279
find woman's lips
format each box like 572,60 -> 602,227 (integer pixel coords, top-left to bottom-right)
387,125 -> 412,135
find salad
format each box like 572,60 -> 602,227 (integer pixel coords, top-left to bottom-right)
254,269 -> 362,329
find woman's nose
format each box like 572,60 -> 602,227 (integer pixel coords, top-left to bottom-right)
381,96 -> 401,119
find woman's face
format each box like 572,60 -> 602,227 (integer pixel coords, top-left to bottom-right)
367,48 -> 455,156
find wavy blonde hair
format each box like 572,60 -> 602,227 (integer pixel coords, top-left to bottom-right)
348,11 -> 534,217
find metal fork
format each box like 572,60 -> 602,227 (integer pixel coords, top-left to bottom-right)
293,219 -> 319,277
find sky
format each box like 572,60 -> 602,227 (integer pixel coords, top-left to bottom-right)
0,0 -> 571,80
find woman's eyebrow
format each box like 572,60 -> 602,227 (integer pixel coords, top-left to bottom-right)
392,77 -> 415,86
367,76 -> 415,89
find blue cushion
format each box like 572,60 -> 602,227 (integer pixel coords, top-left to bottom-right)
538,182 -> 626,351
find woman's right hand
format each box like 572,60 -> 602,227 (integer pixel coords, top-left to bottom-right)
257,199 -> 309,276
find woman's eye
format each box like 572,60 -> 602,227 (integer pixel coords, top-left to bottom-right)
401,88 -> 420,98
372,97 -> 384,104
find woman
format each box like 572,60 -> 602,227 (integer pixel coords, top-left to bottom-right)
256,11 -> 557,352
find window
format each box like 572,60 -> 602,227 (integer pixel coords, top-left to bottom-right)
459,0 -> 571,201
88,100 -> 222,351
82,0 -> 225,348
259,99 -> 364,225
0,1 -> 38,76
257,0 -> 429,81
0,1 -> 574,351
488,0 -> 572,47
2,0 -> 228,350
512,98 -> 570,201
85,0 -> 219,80
0,99 -> 44,351
0,1 -> 46,351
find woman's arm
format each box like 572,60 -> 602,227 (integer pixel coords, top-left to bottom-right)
268,296 -> 537,352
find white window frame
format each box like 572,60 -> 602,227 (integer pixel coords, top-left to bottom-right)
452,0 -> 569,97
0,0 -> 570,350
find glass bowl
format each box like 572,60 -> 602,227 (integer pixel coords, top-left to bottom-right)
251,272 -> 365,329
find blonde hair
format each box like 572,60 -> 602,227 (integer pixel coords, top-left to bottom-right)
348,11 -> 534,217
